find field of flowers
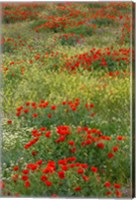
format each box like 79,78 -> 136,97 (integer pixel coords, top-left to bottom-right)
1,2 -> 133,197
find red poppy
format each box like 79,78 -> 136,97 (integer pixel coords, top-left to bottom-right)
32,113 -> 38,118
52,194 -> 58,197
114,183 -> 121,189
25,102 -> 30,106
97,143 -> 105,149
22,169 -> 29,174
117,136 -> 123,140
32,150 -> 38,156
51,105 -> 56,110
45,131 -> 51,138
90,103 -> 94,108
108,153 -> 114,159
24,109 -> 29,114
68,140 -> 75,146
91,166 -> 98,173
61,165 -> 68,171
77,168 -> 84,174
36,160 -> 43,165
40,127 -> 46,131
0,181 -> 5,189
62,101 -> 67,105
112,146 -> 119,152
24,180 -> 30,188
104,182 -> 111,188
58,171 -> 65,179
41,175 -> 47,182
7,120 -> 12,124
82,175 -> 89,182
106,191 -> 112,196
22,175 -> 28,181
116,190 -> 122,197
13,166 -> 19,171
48,114 -> 52,118
70,147 -> 76,153
74,186 -> 81,191
45,180 -> 52,187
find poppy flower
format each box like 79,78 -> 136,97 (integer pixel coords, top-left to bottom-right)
13,166 -> 19,171
97,143 -> 105,149
68,140 -> 75,146
77,168 -> 84,174
45,180 -> 52,187
24,109 -> 29,114
45,131 -> 51,138
74,186 -> 81,191
51,105 -> 56,110
112,146 -> 119,152
116,190 -> 122,197
108,153 -> 114,159
32,113 -> 38,118
7,120 -> 12,124
91,166 -> 98,173
58,171 -> 65,179
22,169 -> 29,174
106,191 -> 112,196
48,114 -> 52,118
24,180 -> 30,188
117,136 -> 123,140
82,175 -> 89,182
22,175 -> 28,181
104,182 -> 111,188
114,183 -> 121,189
40,175 -> 47,182
32,150 -> 38,156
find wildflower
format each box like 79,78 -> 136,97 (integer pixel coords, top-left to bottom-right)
114,183 -> 121,189
90,103 -> 94,108
74,186 -> 81,191
32,113 -> 38,118
108,153 -> 114,159
68,140 -> 75,146
22,175 -> 28,181
24,109 -> 29,114
45,131 -> 51,138
13,166 -> 19,171
116,190 -> 122,197
36,160 -> 43,165
7,120 -> 12,124
117,136 -> 123,140
32,150 -> 38,156
58,171 -> 65,179
0,181 -> 5,189
112,146 -> 119,152
104,182 -> 111,188
45,180 -> 52,187
52,194 -> 58,197
51,105 -> 56,110
97,143 -> 105,149
61,165 -> 68,171
40,127 -> 46,131
22,169 -> 29,174
91,166 -> 98,173
82,175 -> 89,182
26,102 -> 30,106
77,168 -> 84,174
106,191 -> 112,196
24,180 -> 30,188
40,175 -> 47,182
48,114 -> 52,118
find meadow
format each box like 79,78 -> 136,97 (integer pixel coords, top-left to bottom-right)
1,2 -> 132,197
